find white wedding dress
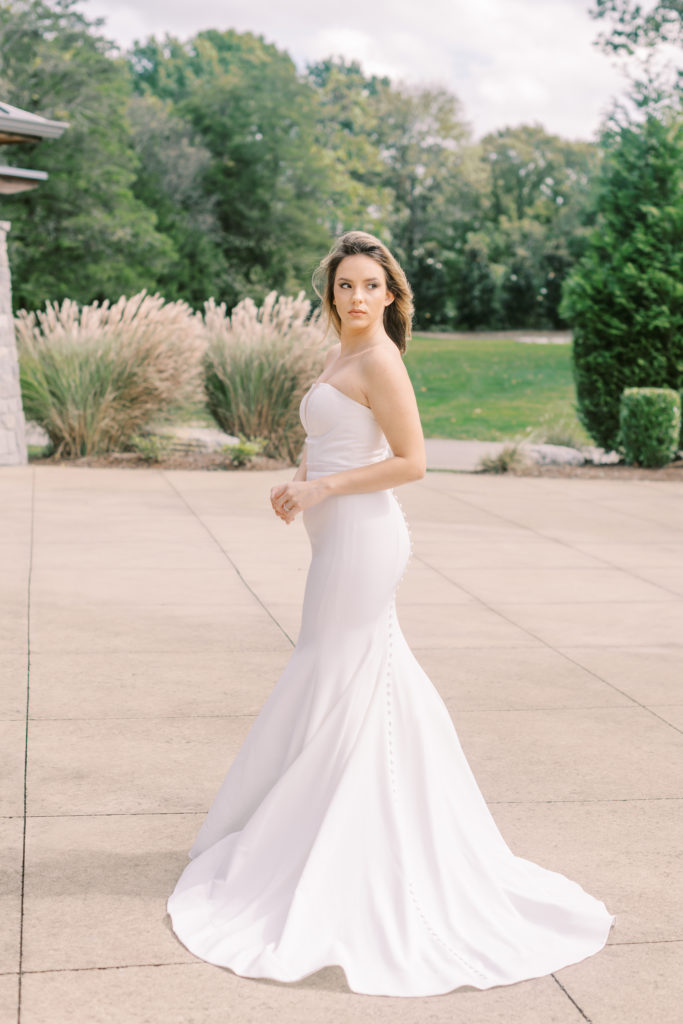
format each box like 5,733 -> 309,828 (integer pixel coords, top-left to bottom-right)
167,379 -> 615,997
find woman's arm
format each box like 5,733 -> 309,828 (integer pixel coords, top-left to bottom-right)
320,347 -> 425,494
271,347 -> 425,522
271,344 -> 339,519
292,446 -> 307,482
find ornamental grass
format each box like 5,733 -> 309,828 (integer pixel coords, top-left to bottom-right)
16,292 -> 204,457
202,291 -> 330,462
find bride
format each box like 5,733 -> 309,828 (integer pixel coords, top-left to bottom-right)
167,230 -> 615,997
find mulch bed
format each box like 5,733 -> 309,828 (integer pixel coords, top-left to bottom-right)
30,450 -> 683,480
513,459 -> 683,481
29,450 -> 292,472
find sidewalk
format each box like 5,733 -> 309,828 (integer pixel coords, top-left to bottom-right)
424,438 -> 516,471
2,464 -> 682,1023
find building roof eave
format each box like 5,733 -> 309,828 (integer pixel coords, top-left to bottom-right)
0,102 -> 69,142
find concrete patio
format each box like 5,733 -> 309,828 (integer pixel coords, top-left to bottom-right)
1,463 -> 682,1023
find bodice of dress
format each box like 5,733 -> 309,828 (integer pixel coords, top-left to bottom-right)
299,381 -> 390,479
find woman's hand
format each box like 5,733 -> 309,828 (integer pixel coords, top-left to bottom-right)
270,479 -> 327,524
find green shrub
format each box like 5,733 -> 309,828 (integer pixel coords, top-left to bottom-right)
222,435 -> 266,467
16,293 -> 204,457
202,291 -> 330,462
560,112 -> 683,450
128,433 -> 174,463
619,387 -> 681,467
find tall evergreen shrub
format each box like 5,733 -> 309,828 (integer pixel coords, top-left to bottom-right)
560,108 -> 683,450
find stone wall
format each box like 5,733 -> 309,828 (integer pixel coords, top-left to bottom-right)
0,220 -> 27,465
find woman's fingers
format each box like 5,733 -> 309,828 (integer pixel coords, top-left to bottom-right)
270,482 -> 307,523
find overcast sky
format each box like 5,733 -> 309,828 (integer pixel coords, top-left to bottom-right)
80,0 -> 631,141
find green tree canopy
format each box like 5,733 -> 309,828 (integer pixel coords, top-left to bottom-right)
305,57 -> 394,239
447,125 -> 600,329
0,2 -> 606,332
130,29 -> 333,308
591,0 -> 682,54
127,92 -> 228,306
0,0 -> 173,308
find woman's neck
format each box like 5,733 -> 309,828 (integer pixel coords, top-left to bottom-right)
338,325 -> 390,357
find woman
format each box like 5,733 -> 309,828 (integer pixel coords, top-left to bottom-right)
167,231 -> 614,997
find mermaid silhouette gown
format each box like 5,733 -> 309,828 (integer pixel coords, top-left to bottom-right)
166,379 -> 615,997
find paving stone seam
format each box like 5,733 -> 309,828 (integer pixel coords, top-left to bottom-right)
20,810 -> 206,818
17,466 -> 36,1024
18,961 -> 201,976
25,713 -> 260,721
8,794 -> 683,824
607,939 -> 683,946
17,794 -> 683,820
554,642 -> 683,650
28,646 -> 294,654
551,973 -> 593,1023
410,552 -> 683,740
16,704 -> 660,723
486,796 -> 683,804
421,597 -> 680,605
418,478 -> 683,601
161,471 -> 297,649
581,495 -> 683,538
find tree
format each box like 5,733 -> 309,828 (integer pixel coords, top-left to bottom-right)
471,125 -> 601,329
590,1 -> 682,115
450,240 -> 497,330
560,105 -> 683,449
0,0 -> 173,309
127,93 -> 228,306
372,85 -> 473,327
130,30 -> 333,309
590,0 -> 682,54
305,58 -> 394,239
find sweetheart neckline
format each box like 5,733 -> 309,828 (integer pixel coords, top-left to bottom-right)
311,380 -> 373,412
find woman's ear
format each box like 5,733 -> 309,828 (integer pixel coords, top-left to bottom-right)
384,290 -> 395,307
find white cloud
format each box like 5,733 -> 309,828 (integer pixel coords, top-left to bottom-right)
80,0 -> 630,140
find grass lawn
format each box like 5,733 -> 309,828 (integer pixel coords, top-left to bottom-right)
160,332 -> 589,446
404,334 -> 589,443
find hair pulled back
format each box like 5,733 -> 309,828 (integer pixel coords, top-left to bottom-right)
312,230 -> 414,354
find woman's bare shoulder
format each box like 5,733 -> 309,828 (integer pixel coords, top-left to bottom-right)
361,340 -> 410,387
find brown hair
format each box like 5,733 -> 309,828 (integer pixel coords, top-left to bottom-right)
312,230 -> 414,354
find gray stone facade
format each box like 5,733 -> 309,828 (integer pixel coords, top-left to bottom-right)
0,220 -> 27,465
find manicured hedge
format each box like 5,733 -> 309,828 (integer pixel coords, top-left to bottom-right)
619,387 -> 681,467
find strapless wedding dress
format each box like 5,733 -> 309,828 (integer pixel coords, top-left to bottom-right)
166,379 -> 615,997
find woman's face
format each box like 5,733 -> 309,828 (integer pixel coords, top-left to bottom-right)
332,254 -> 395,333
